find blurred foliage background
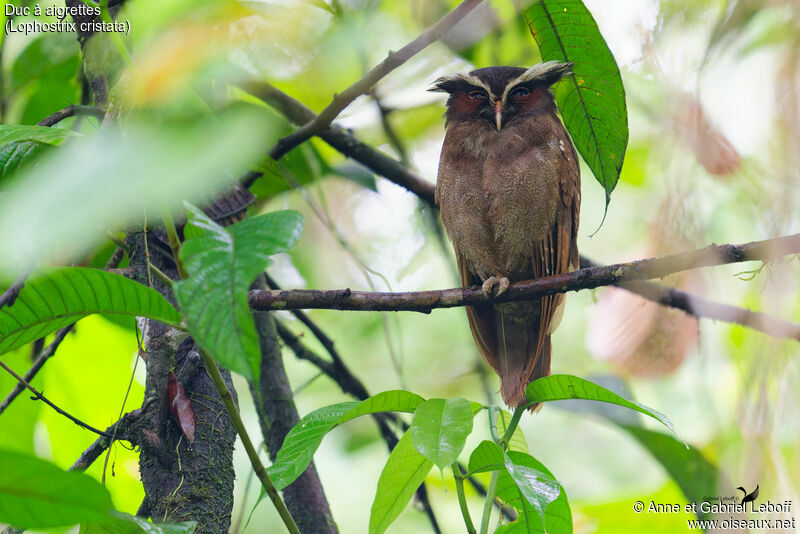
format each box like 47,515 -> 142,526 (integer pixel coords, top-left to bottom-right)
1,0 -> 799,532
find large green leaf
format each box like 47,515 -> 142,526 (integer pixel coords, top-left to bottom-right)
468,441 -> 570,534
410,398 -> 473,469
269,390 -> 424,491
173,205 -> 304,382
523,0 -> 628,203
369,431 -> 433,534
526,375 -> 682,443
0,124 -> 77,145
0,449 -> 114,529
0,268 -> 182,356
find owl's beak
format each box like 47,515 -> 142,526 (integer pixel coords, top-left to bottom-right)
494,101 -> 503,131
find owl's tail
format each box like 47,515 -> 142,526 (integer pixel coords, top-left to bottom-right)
465,300 -> 552,409
495,306 -> 551,408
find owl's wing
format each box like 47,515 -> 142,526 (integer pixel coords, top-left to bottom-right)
529,127 -> 581,373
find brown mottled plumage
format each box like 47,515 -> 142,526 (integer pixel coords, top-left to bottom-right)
431,62 -> 581,407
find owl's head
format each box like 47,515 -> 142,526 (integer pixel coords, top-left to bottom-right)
430,61 -> 572,130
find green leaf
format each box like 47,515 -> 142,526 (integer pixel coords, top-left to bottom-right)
526,375 -> 683,443
523,0 -> 628,203
0,449 -> 114,529
81,512 -> 197,534
10,32 -> 80,94
497,410 -> 529,453
0,124 -> 77,145
269,390 -> 424,491
468,441 -> 570,533
369,431 -> 433,534
410,398 -> 473,469
495,452 -> 572,534
0,268 -> 182,356
174,205 -> 304,381
0,141 -> 51,183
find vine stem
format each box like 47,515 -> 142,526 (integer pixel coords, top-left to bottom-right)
479,470 -> 500,534
480,405 -> 526,532
197,348 -> 300,534
453,462 -> 477,534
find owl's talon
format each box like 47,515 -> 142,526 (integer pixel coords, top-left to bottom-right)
482,276 -> 510,297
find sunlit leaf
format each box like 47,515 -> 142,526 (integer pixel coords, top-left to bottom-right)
0,449 -> 114,529
369,431 -> 433,534
0,268 -> 181,356
526,375 -> 683,443
523,0 -> 628,204
268,390 -> 424,491
174,205 -> 304,381
410,398 -> 473,469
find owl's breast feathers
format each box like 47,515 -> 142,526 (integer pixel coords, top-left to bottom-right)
437,112 -> 577,279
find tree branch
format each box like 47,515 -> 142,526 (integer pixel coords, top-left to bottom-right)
249,234 -> 800,332
269,0 -> 483,160
37,104 -> 105,127
0,265 -> 34,311
70,409 -> 141,472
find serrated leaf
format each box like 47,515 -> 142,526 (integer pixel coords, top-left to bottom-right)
369,431 -> 433,534
526,375 -> 683,444
410,398 -> 473,469
497,410 -> 529,453
173,205 -> 304,381
269,390 -> 424,491
523,0 -> 628,204
0,449 -> 114,529
0,268 -> 181,356
0,124 -> 77,145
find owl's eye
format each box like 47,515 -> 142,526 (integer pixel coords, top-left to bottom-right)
510,86 -> 530,97
468,90 -> 487,100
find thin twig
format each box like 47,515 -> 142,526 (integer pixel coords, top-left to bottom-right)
0,358 -> 110,437
0,325 -> 75,416
37,104 -> 104,127
269,0 -> 483,160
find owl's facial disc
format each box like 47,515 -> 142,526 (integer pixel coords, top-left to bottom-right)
494,101 -> 503,131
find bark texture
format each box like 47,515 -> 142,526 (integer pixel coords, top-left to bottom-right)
128,232 -> 238,533
252,311 -> 338,533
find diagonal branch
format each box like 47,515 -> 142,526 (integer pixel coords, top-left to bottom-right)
0,358 -> 110,436
249,234 -> 800,342
269,0 -> 483,160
